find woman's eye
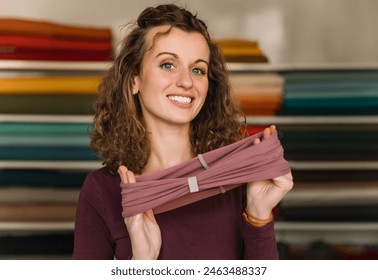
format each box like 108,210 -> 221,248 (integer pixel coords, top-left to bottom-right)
192,68 -> 206,75
161,62 -> 174,70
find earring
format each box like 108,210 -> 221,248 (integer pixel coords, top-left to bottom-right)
132,89 -> 138,95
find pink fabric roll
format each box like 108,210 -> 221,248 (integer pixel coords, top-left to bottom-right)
121,131 -> 291,217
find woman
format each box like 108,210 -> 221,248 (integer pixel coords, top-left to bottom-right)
73,4 -> 293,260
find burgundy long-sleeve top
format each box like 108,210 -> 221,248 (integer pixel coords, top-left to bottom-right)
73,167 -> 279,260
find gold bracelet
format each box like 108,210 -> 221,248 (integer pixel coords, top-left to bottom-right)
242,210 -> 273,227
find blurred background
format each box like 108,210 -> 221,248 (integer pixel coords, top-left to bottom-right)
0,0 -> 378,259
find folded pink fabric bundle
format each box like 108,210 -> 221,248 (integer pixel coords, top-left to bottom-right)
121,131 -> 291,217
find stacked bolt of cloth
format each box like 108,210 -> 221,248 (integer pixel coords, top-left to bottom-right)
213,39 -> 268,63
230,72 -> 285,116
0,17 -> 112,61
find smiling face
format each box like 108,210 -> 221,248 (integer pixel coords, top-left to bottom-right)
134,25 -> 210,129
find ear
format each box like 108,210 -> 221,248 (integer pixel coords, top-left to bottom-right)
132,75 -> 140,94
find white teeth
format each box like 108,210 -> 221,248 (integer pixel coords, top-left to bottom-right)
168,95 -> 192,104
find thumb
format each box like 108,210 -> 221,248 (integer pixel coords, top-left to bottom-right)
144,209 -> 157,223
118,165 -> 129,183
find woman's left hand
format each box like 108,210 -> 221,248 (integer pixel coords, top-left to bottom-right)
245,125 -> 294,219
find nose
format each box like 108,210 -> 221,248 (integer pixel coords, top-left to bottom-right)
176,68 -> 193,89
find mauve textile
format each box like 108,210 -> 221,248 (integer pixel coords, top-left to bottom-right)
74,167 -> 279,259
121,131 -> 290,217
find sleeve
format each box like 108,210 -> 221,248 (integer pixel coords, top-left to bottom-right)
72,175 -> 115,260
241,218 -> 279,260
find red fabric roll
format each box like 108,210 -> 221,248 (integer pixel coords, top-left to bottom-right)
0,49 -> 112,61
0,35 -> 112,52
121,131 -> 291,217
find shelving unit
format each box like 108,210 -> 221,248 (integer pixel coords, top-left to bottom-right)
0,60 -> 107,258
246,117 -> 378,246
0,61 -> 102,251
240,65 -> 378,254
2,60 -> 378,258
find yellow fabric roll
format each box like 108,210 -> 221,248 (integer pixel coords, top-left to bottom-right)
213,38 -> 269,63
220,47 -> 264,56
0,76 -> 102,94
212,39 -> 259,48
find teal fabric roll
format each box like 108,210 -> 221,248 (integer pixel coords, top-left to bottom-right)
279,70 -> 378,115
0,121 -> 97,160
277,124 -> 378,161
0,169 -> 88,187
0,146 -> 98,160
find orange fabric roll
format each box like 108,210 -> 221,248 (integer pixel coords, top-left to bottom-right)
0,18 -> 112,41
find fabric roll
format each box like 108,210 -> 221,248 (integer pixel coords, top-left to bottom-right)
0,49 -> 112,61
278,98 -> 378,115
281,183 -> 378,207
277,124 -> 378,161
0,34 -> 113,61
279,205 -> 378,222
243,125 -> 267,136
0,18 -> 113,61
213,39 -> 260,48
121,131 -> 291,217
0,134 -> 90,147
279,70 -> 378,115
292,169 -> 378,184
0,35 -> 112,52
232,86 -> 283,96
0,169 -> 88,187
213,38 -> 269,63
230,73 -> 285,115
230,72 -> 285,87
0,146 -> 98,161
0,76 -> 101,94
0,233 -> 73,256
220,54 -> 268,63
0,186 -> 79,204
0,94 -> 96,114
236,94 -> 282,115
0,203 -> 76,221
0,18 -> 112,41
0,122 -> 91,137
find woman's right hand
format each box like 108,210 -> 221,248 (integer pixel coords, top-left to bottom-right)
118,165 -> 162,260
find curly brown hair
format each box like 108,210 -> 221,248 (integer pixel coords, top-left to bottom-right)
91,4 -> 246,174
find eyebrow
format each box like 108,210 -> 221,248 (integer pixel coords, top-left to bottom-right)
156,52 -> 209,66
